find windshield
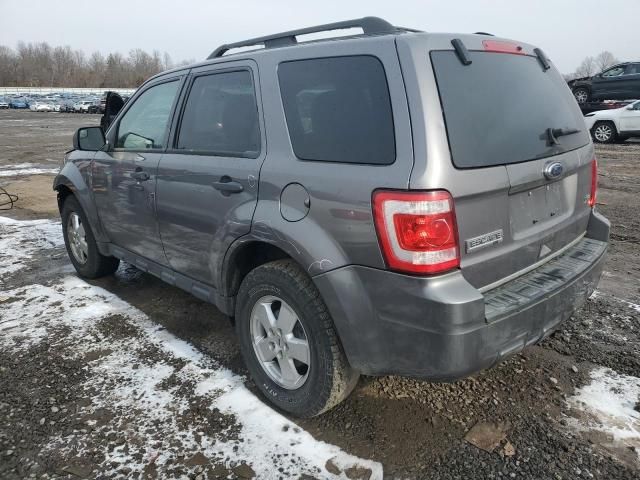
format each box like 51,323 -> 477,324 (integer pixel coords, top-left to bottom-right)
430,50 -> 589,168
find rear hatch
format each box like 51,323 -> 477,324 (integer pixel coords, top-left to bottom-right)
418,37 -> 594,289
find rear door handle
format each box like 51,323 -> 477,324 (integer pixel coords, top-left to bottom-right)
212,176 -> 243,194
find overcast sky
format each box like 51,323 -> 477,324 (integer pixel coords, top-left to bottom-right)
1,0 -> 638,74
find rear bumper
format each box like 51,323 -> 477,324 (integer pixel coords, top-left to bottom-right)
314,211 -> 609,379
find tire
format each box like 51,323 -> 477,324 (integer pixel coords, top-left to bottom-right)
61,196 -> 119,279
572,87 -> 590,104
591,121 -> 617,144
236,259 -> 359,417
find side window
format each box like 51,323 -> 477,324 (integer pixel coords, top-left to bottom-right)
116,80 -> 180,149
177,70 -> 260,157
278,56 -> 396,165
628,64 -> 640,75
602,66 -> 625,77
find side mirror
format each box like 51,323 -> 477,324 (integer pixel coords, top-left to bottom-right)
73,126 -> 105,151
626,105 -> 635,110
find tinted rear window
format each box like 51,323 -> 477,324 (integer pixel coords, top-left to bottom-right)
278,56 -> 395,165
431,51 -> 589,168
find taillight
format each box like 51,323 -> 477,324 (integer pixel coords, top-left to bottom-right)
372,190 -> 460,275
588,157 -> 598,208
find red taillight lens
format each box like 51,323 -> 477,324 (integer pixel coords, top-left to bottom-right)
373,190 -> 460,275
482,40 -> 525,55
588,157 -> 598,208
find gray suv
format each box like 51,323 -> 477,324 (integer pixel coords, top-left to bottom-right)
54,17 -> 609,417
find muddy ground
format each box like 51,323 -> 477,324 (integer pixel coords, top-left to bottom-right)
0,109 -> 639,479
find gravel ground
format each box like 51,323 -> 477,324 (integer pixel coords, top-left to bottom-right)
0,110 -> 639,479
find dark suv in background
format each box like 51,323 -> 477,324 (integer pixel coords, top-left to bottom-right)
54,17 -> 609,417
569,62 -> 640,103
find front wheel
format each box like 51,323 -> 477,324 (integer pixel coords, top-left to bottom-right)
61,196 -> 120,278
592,121 -> 617,144
236,260 -> 359,417
572,87 -> 590,104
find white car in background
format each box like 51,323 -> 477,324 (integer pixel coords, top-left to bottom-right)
584,100 -> 640,143
29,102 -> 53,112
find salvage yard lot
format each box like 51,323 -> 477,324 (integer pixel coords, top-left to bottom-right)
0,109 -> 639,479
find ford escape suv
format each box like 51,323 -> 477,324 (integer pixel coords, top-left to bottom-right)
54,17 -> 609,417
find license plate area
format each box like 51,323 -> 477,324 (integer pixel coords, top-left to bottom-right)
509,179 -> 572,239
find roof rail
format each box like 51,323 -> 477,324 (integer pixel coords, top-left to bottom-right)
207,16 -> 400,59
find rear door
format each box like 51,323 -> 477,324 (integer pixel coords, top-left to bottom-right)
622,63 -> 640,99
406,37 -> 594,289
155,61 -> 264,287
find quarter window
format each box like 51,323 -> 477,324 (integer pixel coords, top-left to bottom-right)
177,71 -> 260,157
116,80 -> 180,149
278,56 -> 395,165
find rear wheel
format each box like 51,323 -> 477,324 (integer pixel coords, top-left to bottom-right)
236,260 -> 359,417
61,196 -> 120,278
572,87 -> 590,104
592,121 -> 617,144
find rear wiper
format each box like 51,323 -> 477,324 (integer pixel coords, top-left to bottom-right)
546,127 -> 581,145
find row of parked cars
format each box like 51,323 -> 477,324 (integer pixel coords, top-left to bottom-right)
0,93 -> 130,114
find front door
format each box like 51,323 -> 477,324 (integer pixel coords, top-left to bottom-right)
93,78 -> 183,264
156,62 -> 265,287
619,101 -> 640,133
592,65 -> 628,100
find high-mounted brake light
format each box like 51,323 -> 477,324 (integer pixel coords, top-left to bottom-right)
373,190 -> 460,275
482,40 -> 525,55
588,157 -> 598,208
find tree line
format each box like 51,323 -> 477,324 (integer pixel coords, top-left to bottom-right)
0,42 -> 623,87
0,41 -> 193,88
566,51 -> 620,80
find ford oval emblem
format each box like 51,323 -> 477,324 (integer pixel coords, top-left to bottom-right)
543,162 -> 564,180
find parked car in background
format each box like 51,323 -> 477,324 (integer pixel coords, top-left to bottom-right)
30,101 -> 54,112
59,101 -> 75,113
73,100 -> 95,113
73,100 -> 93,113
569,62 -> 640,103
584,99 -> 640,143
56,17 -> 609,417
9,98 -> 29,109
0,98 -> 9,109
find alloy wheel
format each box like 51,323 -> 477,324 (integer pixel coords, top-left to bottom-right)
573,89 -> 588,104
67,212 -> 89,264
594,124 -> 613,143
250,295 -> 311,390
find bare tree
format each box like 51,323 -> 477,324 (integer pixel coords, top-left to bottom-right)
574,56 -> 597,78
594,51 -> 619,73
0,42 -> 182,88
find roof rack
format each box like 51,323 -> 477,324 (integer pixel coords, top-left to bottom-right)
207,16 -> 404,59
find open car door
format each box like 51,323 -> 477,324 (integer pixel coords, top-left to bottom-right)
100,91 -> 125,131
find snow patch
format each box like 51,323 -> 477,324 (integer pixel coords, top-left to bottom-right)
0,216 -> 64,275
568,367 -> 640,457
0,273 -> 383,478
0,162 -> 59,176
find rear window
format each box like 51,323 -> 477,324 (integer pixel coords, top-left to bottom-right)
278,56 -> 395,165
431,51 -> 589,168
